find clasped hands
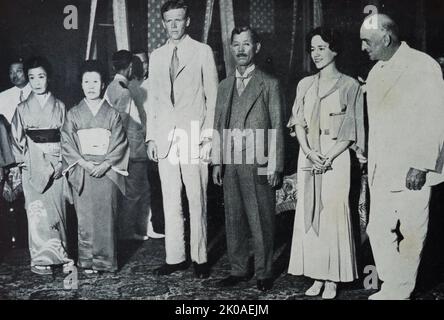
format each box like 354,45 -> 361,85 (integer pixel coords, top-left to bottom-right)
80,160 -> 111,178
306,150 -> 332,175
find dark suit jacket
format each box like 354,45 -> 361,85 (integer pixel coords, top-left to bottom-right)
212,68 -> 285,174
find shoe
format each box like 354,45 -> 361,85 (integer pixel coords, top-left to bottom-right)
147,218 -> 165,239
193,262 -> 210,279
217,275 -> 251,287
62,261 -> 75,274
305,280 -> 324,296
132,234 -> 149,241
154,262 -> 188,276
31,265 -> 53,275
257,278 -> 273,292
84,269 -> 99,274
321,281 -> 337,299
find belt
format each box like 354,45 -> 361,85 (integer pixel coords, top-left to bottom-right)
25,129 -> 61,143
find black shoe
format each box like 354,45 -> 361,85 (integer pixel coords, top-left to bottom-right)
217,275 -> 251,287
257,278 -> 273,292
193,262 -> 210,279
154,262 -> 189,276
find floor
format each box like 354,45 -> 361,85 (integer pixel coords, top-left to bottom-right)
1,209 -> 444,300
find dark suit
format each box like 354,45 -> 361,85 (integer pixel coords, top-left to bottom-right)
212,68 -> 285,279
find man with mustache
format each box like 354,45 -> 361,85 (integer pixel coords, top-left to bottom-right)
145,0 -> 218,278
360,13 -> 444,299
212,26 -> 284,292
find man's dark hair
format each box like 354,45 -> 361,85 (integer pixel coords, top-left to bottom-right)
306,27 -> 343,55
24,56 -> 53,79
161,0 -> 189,20
231,26 -> 260,44
9,56 -> 24,66
79,60 -> 107,83
112,50 -> 133,72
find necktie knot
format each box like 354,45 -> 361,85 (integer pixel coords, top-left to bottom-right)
19,90 -> 24,103
236,73 -> 252,96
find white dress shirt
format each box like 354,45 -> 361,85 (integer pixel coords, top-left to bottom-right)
0,83 -> 32,123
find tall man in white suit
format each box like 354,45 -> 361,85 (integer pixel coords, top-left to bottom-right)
146,0 -> 218,278
361,14 -> 444,300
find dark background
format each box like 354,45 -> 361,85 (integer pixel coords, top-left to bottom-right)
1,0 -> 444,106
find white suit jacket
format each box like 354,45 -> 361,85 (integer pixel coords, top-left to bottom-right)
366,42 -> 444,191
0,83 -> 32,123
145,35 -> 219,159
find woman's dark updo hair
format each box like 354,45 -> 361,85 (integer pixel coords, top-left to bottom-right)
79,60 -> 107,83
24,56 -> 53,80
306,27 -> 343,55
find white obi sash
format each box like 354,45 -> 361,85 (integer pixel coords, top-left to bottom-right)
77,128 -> 111,156
63,128 -> 128,176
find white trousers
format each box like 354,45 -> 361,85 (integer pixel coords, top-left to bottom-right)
367,186 -> 430,299
158,158 -> 208,264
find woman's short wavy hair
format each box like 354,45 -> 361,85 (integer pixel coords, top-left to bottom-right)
306,27 -> 343,55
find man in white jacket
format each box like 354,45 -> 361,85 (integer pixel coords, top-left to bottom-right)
145,0 -> 218,278
361,13 -> 444,300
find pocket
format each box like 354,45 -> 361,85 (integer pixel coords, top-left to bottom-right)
329,111 -> 346,139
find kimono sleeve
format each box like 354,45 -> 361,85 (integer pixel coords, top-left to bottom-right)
103,111 -> 129,171
61,110 -> 83,167
0,115 -> 15,168
10,107 -> 26,165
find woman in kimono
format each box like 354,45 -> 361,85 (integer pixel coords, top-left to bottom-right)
62,60 -> 129,273
11,56 -> 72,275
287,27 -> 365,299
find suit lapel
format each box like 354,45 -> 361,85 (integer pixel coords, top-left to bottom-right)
221,76 -> 236,129
242,69 -> 264,123
175,36 -> 194,80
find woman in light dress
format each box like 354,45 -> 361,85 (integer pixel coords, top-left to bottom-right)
287,27 -> 365,299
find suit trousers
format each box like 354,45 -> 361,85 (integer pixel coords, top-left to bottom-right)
158,157 -> 208,264
367,186 -> 430,299
223,164 -> 275,279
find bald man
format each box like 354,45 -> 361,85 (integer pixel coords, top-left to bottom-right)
361,14 -> 444,300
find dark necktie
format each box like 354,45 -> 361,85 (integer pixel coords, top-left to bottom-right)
19,90 -> 24,103
169,46 -> 179,105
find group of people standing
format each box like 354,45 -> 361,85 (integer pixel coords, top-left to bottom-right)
1,0 -> 444,301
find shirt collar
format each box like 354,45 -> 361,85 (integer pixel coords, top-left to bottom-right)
14,83 -> 32,94
167,34 -> 190,50
114,73 -> 129,86
236,64 -> 256,78
378,41 -> 408,69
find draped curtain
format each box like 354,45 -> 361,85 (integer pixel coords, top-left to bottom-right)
202,0 -> 215,44
112,0 -> 130,50
219,0 -> 236,75
85,0 -> 98,60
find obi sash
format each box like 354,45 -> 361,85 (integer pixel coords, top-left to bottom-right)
26,129 -> 61,143
77,128 -> 111,156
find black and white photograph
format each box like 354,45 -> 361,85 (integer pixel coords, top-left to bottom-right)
1,0 -> 444,307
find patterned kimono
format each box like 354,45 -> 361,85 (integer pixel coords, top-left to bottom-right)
11,92 -> 71,267
62,99 -> 129,272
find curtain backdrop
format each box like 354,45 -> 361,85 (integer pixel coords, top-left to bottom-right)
219,0 -> 236,75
